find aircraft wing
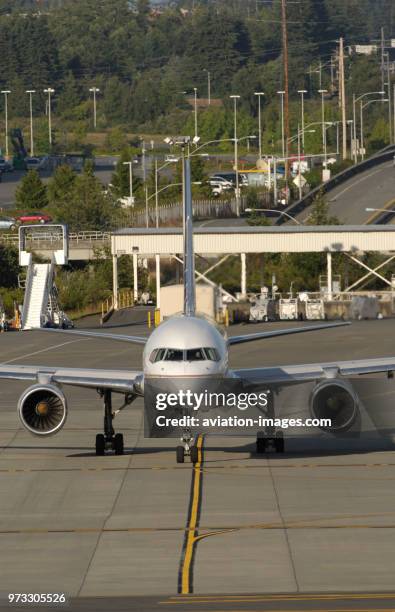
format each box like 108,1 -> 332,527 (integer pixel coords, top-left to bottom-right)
32,328 -> 148,345
233,357 -> 395,387
0,364 -> 142,394
228,321 -> 350,346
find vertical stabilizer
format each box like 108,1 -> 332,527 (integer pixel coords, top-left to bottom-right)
183,154 -> 196,316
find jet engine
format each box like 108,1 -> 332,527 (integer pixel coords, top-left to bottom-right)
310,380 -> 359,432
18,384 -> 67,435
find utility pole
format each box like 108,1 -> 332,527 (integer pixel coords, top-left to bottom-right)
339,38 -> 347,159
281,0 -> 290,179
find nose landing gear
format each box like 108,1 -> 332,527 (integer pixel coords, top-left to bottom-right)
95,390 -> 125,455
176,428 -> 199,464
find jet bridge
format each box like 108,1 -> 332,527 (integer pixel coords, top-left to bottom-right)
19,225 -> 72,330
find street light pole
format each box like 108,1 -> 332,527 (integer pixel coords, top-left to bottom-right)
1,90 -> 10,158
277,90 -> 285,157
122,161 -> 134,207
155,159 -> 159,228
245,207 -> 301,225
297,123 -> 302,200
193,87 -> 198,142
44,88 -> 55,147
203,70 -> 211,105
352,91 -> 385,163
254,92 -> 264,159
230,95 -> 241,216
297,89 -> 307,150
26,90 -> 36,157
318,89 -> 328,166
89,87 -> 100,129
360,97 -> 388,160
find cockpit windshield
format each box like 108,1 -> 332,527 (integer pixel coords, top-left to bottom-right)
149,347 -> 220,363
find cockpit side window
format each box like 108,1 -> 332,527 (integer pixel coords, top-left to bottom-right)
204,347 -> 220,361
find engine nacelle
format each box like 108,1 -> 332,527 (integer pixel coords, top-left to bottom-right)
310,380 -> 359,432
18,384 -> 67,436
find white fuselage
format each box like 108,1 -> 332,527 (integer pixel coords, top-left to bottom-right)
142,315 -> 229,379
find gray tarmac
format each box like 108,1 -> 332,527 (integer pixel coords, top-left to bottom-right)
2,318 -> 395,611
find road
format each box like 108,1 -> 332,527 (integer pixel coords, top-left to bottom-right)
296,161 -> 395,225
2,318 -> 395,611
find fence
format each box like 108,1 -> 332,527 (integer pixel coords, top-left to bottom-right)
127,197 -> 248,226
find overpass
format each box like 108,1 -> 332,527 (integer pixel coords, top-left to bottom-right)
281,146 -> 395,226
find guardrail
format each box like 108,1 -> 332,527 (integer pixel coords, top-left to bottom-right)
276,144 -> 395,224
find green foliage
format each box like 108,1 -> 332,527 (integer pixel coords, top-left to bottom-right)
305,191 -> 340,225
0,244 -> 20,288
15,170 -> 48,210
47,163 -> 77,215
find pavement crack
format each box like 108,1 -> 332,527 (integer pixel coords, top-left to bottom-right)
267,458 -> 300,593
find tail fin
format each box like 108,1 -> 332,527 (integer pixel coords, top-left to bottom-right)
183,154 -> 196,316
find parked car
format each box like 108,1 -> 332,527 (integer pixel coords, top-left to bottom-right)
16,212 -> 52,225
0,216 -> 17,231
0,157 -> 14,172
25,156 -> 48,171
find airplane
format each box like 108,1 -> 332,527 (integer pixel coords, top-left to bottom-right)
2,152 -> 395,464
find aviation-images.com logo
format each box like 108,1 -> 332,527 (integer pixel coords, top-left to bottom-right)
155,390 -> 269,411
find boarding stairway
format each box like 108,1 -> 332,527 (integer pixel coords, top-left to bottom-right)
21,256 -> 55,329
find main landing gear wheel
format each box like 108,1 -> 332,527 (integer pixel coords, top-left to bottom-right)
95,390 -> 125,456
275,431 -> 285,453
176,446 -> 185,463
113,433 -> 124,455
95,433 -> 105,456
190,445 -> 199,465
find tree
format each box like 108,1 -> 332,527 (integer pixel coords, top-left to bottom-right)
15,170 -> 48,210
47,164 -> 77,219
59,171 -> 122,231
0,244 -> 19,288
306,191 -> 340,226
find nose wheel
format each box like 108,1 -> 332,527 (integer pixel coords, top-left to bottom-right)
95,391 -> 125,455
256,431 -> 285,454
176,428 -> 198,464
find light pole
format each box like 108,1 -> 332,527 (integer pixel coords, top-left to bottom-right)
122,160 -> 136,207
203,69 -> 211,105
245,208 -> 301,225
89,87 -> 100,128
26,90 -> 35,157
352,91 -> 385,163
360,97 -> 388,160
254,92 -> 265,160
193,87 -> 198,141
277,90 -> 285,157
318,89 -> 328,166
1,90 -> 10,158
297,89 -> 307,150
44,88 -> 55,147
230,95 -> 241,216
